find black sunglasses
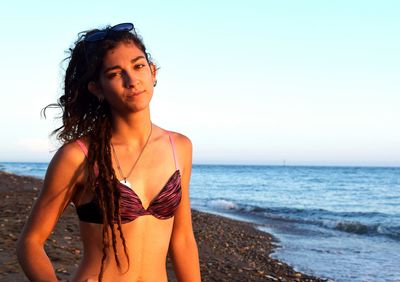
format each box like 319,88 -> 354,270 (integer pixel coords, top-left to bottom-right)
84,23 -> 134,42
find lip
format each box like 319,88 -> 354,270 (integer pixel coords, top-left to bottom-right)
127,90 -> 145,97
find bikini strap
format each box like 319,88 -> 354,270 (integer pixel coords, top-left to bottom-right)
167,131 -> 179,170
75,139 -> 99,176
75,139 -> 88,157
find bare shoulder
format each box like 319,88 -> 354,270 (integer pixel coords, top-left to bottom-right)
154,124 -> 192,152
46,140 -> 87,186
52,140 -> 86,167
167,130 -> 193,155
165,130 -> 193,177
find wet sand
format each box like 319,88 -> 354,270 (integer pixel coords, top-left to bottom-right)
0,171 -> 327,281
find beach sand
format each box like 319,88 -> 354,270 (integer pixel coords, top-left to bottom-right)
0,171 -> 327,282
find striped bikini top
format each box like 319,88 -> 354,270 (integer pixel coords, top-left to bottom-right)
75,132 -> 182,224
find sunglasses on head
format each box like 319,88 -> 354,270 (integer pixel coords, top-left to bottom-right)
84,23 -> 134,42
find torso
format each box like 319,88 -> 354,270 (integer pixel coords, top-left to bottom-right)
74,216 -> 174,281
70,125 -> 181,282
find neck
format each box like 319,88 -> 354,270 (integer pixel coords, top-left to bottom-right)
110,108 -> 152,147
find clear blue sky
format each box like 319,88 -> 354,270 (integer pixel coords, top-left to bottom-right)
0,1 -> 399,166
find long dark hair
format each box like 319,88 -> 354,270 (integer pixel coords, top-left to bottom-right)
42,24 -> 154,280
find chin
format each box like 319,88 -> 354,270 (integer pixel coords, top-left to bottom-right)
128,104 -> 150,113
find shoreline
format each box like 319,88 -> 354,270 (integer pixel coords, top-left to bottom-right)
0,171 -> 328,281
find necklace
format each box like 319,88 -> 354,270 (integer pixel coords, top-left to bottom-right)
111,123 -> 153,188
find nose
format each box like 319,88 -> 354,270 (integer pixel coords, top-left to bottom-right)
123,70 -> 140,88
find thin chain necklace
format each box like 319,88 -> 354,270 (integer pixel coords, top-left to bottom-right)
110,123 -> 153,188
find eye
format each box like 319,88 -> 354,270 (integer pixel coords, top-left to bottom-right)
107,72 -> 122,79
135,64 -> 146,70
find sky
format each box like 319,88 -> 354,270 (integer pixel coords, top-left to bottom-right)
0,1 -> 399,166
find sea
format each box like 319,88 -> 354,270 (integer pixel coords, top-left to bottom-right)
1,162 -> 399,282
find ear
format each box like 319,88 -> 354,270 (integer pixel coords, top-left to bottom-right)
150,63 -> 157,85
88,81 -> 104,100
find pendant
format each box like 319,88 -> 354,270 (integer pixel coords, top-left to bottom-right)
120,179 -> 132,188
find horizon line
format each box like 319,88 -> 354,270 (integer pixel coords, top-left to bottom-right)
0,161 -> 399,169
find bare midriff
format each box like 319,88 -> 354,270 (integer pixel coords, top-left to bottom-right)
71,216 -> 174,282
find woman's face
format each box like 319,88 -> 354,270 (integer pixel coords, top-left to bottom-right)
89,42 -> 157,114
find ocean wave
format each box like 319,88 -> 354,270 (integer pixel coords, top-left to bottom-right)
203,198 -> 400,240
322,220 -> 400,240
323,220 -> 372,234
207,199 -> 237,210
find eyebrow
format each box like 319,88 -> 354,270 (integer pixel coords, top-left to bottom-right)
103,56 -> 146,73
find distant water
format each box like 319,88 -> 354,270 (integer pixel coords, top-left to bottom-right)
0,162 -> 48,179
1,162 -> 399,282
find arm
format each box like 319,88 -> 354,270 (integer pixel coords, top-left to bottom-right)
17,142 -> 85,282
169,134 -> 201,282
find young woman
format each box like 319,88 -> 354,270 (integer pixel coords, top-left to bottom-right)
17,23 -> 201,282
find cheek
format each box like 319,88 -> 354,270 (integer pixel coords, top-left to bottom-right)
102,79 -> 122,94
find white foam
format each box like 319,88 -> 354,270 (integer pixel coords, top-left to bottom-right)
208,199 -> 237,210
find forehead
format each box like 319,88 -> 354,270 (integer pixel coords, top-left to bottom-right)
101,42 -> 145,67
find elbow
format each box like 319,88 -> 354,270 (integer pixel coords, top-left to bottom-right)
16,234 -> 41,263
